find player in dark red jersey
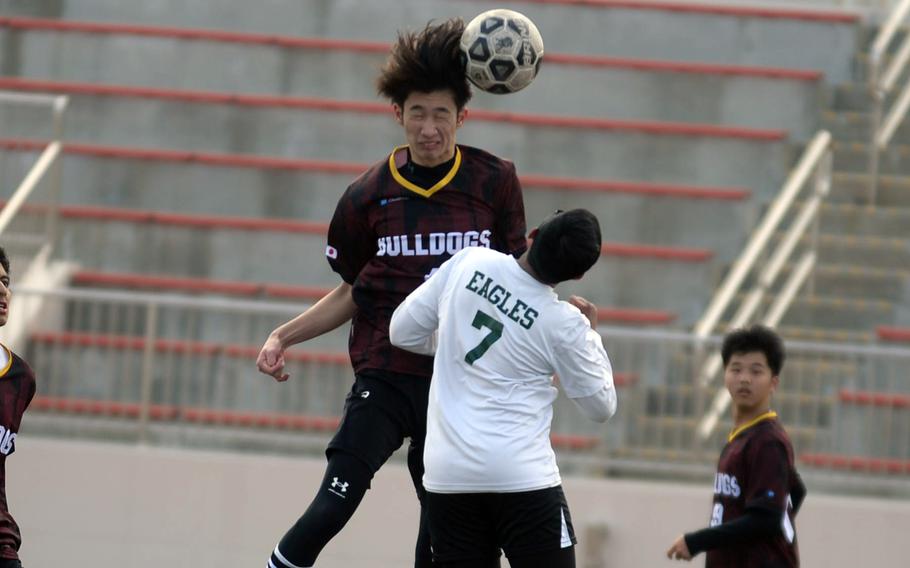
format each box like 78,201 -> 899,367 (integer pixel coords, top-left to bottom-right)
667,325 -> 806,567
256,18 -> 527,568
0,246 -> 37,568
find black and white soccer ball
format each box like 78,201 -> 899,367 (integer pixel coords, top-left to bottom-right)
460,9 -> 544,94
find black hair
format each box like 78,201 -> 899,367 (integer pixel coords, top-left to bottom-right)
0,245 -> 8,276
527,209 -> 602,285
376,19 -> 472,110
721,324 -> 786,376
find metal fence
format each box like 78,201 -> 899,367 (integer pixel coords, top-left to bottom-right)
4,286 -> 909,484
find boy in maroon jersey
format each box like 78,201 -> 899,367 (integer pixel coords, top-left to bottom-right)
667,325 -> 806,567
0,246 -> 37,568
257,18 -> 527,568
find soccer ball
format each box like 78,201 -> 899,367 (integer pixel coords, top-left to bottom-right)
460,9 -> 544,94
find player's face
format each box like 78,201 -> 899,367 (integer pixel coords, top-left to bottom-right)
723,351 -> 779,416
394,90 -> 465,167
0,264 -> 9,327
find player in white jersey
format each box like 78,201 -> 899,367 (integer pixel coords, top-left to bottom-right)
390,209 -> 616,568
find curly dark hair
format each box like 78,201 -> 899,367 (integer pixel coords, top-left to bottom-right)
376,19 -> 472,110
0,245 -> 9,276
721,325 -> 786,376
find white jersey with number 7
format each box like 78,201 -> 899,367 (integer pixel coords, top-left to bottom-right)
390,246 -> 617,493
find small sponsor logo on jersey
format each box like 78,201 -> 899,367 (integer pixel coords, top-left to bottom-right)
360,390 -> 370,399
376,230 -> 491,257
714,473 -> 741,498
380,197 -> 409,206
325,245 -> 338,259
0,425 -> 17,456
329,477 -> 349,498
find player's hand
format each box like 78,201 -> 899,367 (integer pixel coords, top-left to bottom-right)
257,333 -> 290,382
568,295 -> 598,329
666,535 -> 692,561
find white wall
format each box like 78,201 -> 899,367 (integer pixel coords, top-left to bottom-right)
9,438 -> 910,567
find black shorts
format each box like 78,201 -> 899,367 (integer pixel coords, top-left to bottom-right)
426,486 -> 577,564
327,369 -> 430,474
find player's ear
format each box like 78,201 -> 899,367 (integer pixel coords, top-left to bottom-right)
527,227 -> 539,240
770,374 -> 780,393
456,108 -> 467,127
392,104 -> 404,125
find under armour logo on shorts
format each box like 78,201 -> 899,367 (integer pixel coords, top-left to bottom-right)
360,390 -> 370,399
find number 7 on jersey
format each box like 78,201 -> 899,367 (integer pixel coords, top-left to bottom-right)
465,310 -> 503,365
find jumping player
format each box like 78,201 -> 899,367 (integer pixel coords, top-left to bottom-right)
257,19 -> 527,568
666,325 -> 806,566
390,209 -> 616,568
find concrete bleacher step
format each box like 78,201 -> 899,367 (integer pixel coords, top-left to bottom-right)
770,293 -> 897,330
0,37 -> 823,135
0,136 -> 756,231
833,141 -> 910,175
0,141 -> 759,261
0,87 -> 793,192
779,262 -> 910,304
830,82 -> 887,112
851,51 -> 910,85
812,201 -> 910,238
0,0 -> 860,81
769,232 -> 910,271
46,203 -> 714,318
830,172 -> 910,207
822,110 -> 910,146
857,24 -> 910,55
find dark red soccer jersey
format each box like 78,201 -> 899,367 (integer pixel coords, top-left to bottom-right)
0,346 -> 36,560
705,415 -> 803,568
327,144 -> 527,377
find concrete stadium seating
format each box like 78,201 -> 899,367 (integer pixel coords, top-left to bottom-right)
0,23 -> 824,137
0,0 -> 861,82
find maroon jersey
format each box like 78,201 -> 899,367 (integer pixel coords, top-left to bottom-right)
327,144 -> 527,377
0,346 -> 36,560
706,414 -> 802,568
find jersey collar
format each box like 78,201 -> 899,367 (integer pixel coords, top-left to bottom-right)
727,410 -> 777,443
0,343 -> 11,378
388,145 -> 462,198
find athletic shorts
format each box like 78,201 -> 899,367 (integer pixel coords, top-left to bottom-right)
426,486 -> 577,564
327,369 -> 430,474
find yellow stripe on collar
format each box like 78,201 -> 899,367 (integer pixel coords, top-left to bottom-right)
388,145 -> 461,198
0,343 -> 12,378
727,410 -> 778,443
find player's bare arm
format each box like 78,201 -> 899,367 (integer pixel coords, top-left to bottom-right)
257,282 -> 356,382
666,535 -> 692,561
